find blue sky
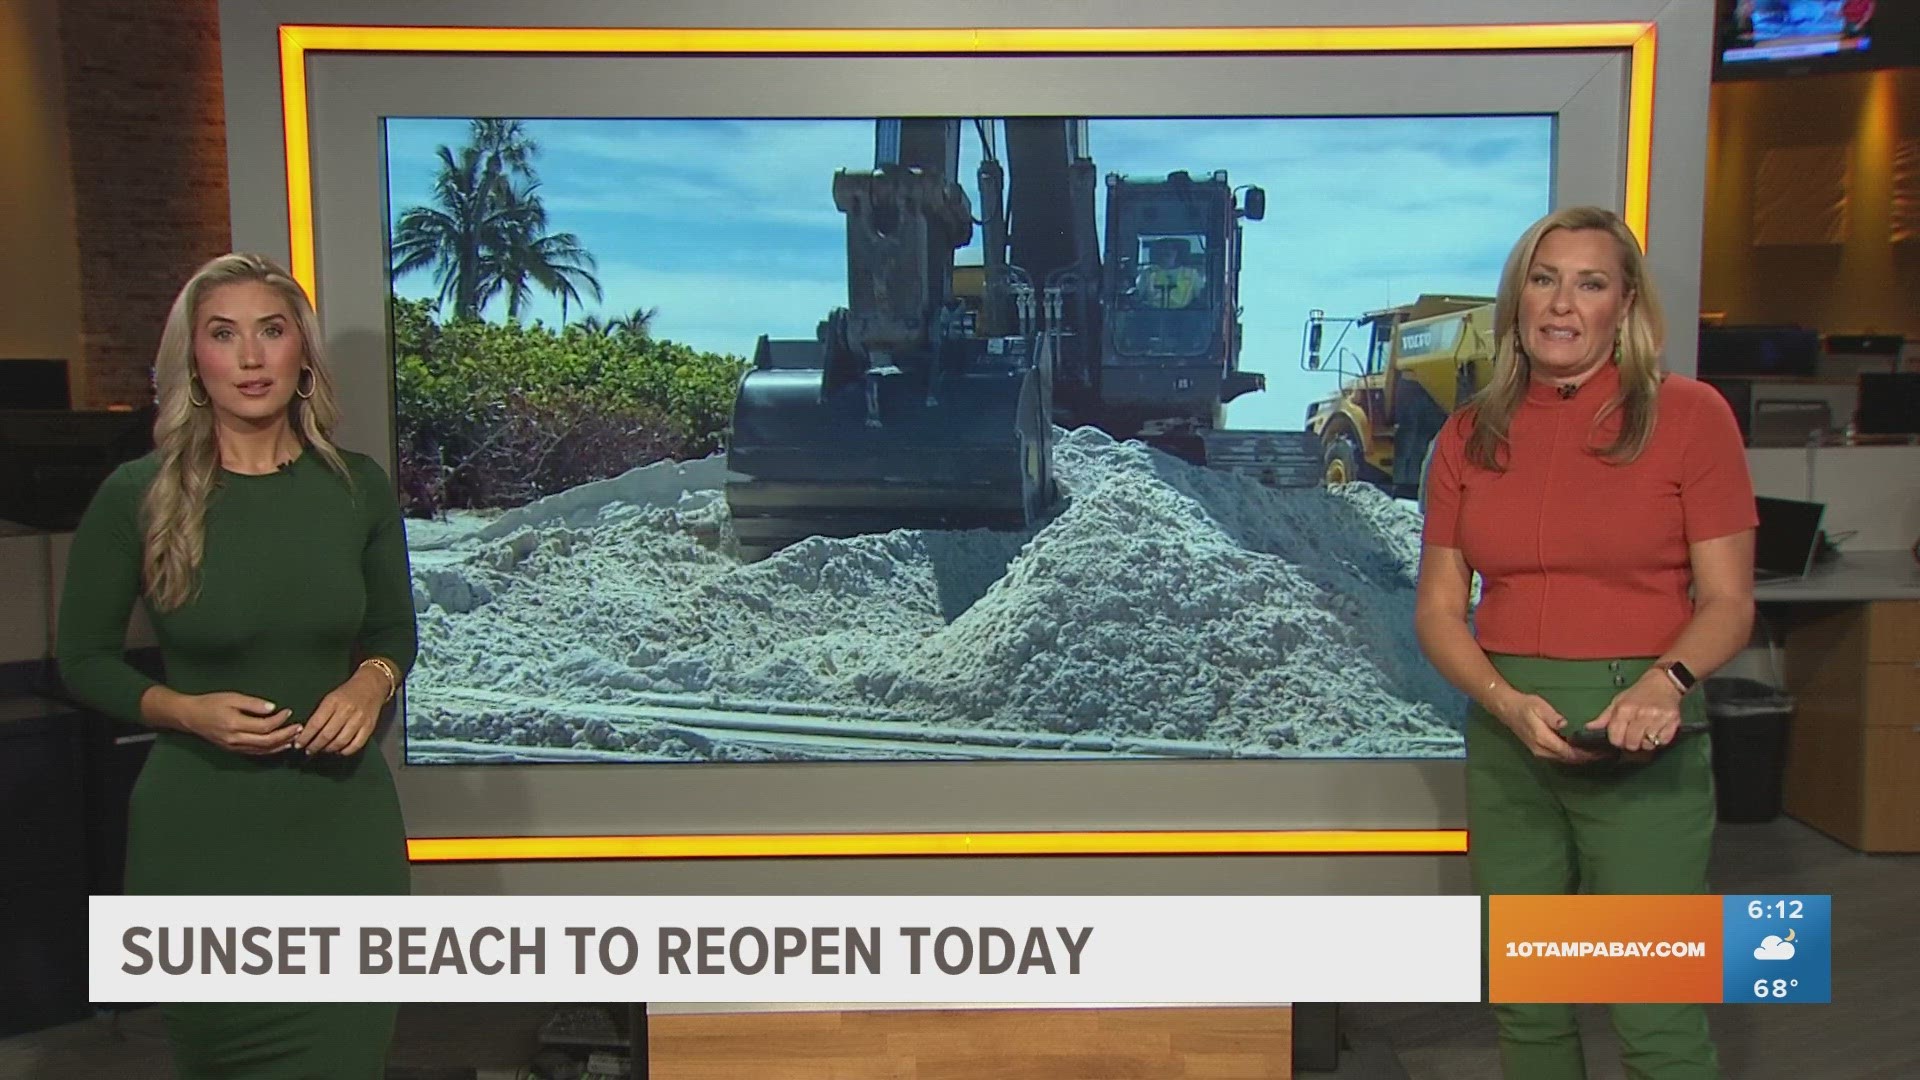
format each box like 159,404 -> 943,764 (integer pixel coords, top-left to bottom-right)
385,115 -> 1550,432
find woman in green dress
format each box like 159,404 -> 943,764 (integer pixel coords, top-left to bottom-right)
56,253 -> 416,1078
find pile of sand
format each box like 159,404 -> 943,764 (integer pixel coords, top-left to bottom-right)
402,428 -> 1465,761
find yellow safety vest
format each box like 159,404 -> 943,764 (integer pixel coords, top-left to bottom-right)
1138,266 -> 1204,308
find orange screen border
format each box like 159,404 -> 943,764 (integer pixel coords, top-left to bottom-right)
274,20 -> 1655,863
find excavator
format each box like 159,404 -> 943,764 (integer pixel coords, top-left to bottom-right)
1301,295 -> 1497,499
723,118 -> 1268,558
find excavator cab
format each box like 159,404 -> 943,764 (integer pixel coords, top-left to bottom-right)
1085,171 -> 1265,458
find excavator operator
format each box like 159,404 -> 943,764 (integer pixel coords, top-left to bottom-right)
1135,236 -> 1207,309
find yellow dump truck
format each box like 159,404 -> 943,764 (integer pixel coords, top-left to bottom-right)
1303,294 -> 1497,499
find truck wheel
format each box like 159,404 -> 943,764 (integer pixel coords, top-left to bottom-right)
1417,438 -> 1437,515
1324,435 -> 1361,486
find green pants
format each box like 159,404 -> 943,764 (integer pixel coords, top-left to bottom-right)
1468,654 -> 1721,1080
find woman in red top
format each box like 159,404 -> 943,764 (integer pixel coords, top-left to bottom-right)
1418,206 -> 1756,1080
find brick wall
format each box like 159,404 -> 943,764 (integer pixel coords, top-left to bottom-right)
56,0 -> 229,408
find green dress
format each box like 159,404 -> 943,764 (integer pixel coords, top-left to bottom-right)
56,448 -> 416,1079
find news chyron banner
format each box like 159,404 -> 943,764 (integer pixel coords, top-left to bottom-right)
1489,894 -> 1832,1004
89,894 -> 1830,1004
89,896 -> 1483,1004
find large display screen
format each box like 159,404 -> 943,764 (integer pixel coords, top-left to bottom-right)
386,114 -> 1551,766
1719,0 -> 1875,66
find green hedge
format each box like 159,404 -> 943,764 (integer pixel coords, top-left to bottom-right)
391,297 -> 747,515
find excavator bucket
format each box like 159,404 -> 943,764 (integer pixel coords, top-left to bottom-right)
724,337 -> 1052,560
722,132 -> 1060,561
718,116 -> 1274,559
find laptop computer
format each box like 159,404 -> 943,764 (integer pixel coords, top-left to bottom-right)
1753,496 -> 1825,581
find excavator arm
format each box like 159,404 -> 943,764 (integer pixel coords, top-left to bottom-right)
723,118 -> 1058,559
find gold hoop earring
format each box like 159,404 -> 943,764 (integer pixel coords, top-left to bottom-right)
296,367 -> 315,400
188,375 -> 210,408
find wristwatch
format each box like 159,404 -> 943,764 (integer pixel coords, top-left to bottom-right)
1658,660 -> 1698,696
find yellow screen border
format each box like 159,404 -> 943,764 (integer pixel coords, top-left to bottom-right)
275,21 -> 1654,863
407,829 -> 1471,862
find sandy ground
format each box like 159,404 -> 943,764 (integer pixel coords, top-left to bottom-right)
402,427 -> 1467,762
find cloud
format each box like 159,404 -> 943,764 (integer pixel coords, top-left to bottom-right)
1754,936 -> 1796,961
533,119 -> 872,231
519,260 -> 847,357
384,113 -> 1552,430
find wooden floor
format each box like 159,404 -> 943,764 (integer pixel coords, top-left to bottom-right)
649,1006 -> 1291,1080
2,816 -> 1912,1080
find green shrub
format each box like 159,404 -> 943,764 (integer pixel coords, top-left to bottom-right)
391,297 -> 747,515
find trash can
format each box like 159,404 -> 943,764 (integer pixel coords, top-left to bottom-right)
1704,677 -> 1796,824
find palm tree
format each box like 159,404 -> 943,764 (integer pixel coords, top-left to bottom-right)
390,119 -> 603,324
390,145 -> 507,321
610,305 -> 659,339
485,178 -> 602,324
571,305 -> 658,340
470,119 -> 537,182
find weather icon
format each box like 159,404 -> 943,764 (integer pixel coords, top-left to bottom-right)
1754,930 -> 1797,961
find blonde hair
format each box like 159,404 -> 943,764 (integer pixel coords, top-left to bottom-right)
1463,205 -> 1668,472
144,253 -> 351,611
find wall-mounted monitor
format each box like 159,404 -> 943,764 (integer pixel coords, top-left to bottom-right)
1698,325 -> 1823,378
1702,377 -> 1756,445
1715,0 -> 1917,78
385,113 -> 1552,768
0,359 -> 71,411
0,408 -> 154,531
214,2 -> 1711,857
1855,372 -> 1920,435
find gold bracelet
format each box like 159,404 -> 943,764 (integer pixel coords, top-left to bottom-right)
358,657 -> 399,703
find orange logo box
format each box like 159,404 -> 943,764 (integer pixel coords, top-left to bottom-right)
1488,895 -> 1723,1003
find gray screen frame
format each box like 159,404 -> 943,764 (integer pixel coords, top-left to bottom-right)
216,1 -> 1712,863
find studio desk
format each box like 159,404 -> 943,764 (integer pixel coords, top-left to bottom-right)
1753,549 -> 1920,853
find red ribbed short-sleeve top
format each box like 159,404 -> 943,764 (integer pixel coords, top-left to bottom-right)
1421,359 -> 1758,660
